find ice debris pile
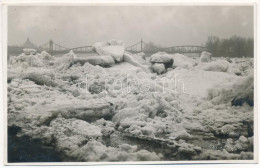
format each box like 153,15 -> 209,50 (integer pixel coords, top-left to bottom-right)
7,42 -> 254,161
208,72 -> 254,106
93,39 -> 125,62
149,52 -> 198,74
150,52 -> 174,74
200,51 -> 212,63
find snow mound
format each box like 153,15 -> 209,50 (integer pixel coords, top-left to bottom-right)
150,52 -> 173,63
22,67 -> 57,87
224,136 -> 252,153
228,63 -> 242,76
8,56 -> 17,65
231,73 -> 254,106
194,149 -> 253,160
14,53 -> 45,67
9,51 -> 55,68
81,62 -> 107,75
150,52 -> 174,71
203,60 -> 229,72
40,51 -> 53,60
236,58 -> 254,76
200,51 -> 212,63
93,40 -> 125,62
172,53 -> 197,68
151,63 -> 166,74
131,53 -> 148,65
207,72 -> 253,106
51,118 -> 102,139
7,67 -> 24,82
166,68 -> 239,98
48,118 -> 102,154
123,52 -> 151,72
54,50 -> 77,69
71,140 -> 161,161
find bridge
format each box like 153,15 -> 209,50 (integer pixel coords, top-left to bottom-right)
38,40 -> 95,55
9,39 -> 207,56
125,40 -> 207,56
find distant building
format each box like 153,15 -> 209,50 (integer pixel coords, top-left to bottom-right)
22,37 -> 37,49
8,37 -> 38,56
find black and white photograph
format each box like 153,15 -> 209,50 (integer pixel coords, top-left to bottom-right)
2,1 -> 258,165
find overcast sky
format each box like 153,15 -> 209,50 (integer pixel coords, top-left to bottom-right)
8,5 -> 254,48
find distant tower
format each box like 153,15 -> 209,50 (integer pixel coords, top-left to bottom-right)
25,37 -> 30,44
49,40 -> 53,54
141,39 -> 143,52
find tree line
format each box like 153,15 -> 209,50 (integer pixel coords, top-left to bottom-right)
205,36 -> 254,58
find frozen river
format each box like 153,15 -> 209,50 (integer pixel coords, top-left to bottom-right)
7,50 -> 254,162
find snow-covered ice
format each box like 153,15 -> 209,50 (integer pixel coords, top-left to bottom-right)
7,44 -> 254,161
151,63 -> 166,74
93,40 -> 125,62
172,53 -> 197,68
200,51 -> 212,63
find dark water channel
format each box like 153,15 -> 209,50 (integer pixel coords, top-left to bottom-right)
8,126 -> 62,162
